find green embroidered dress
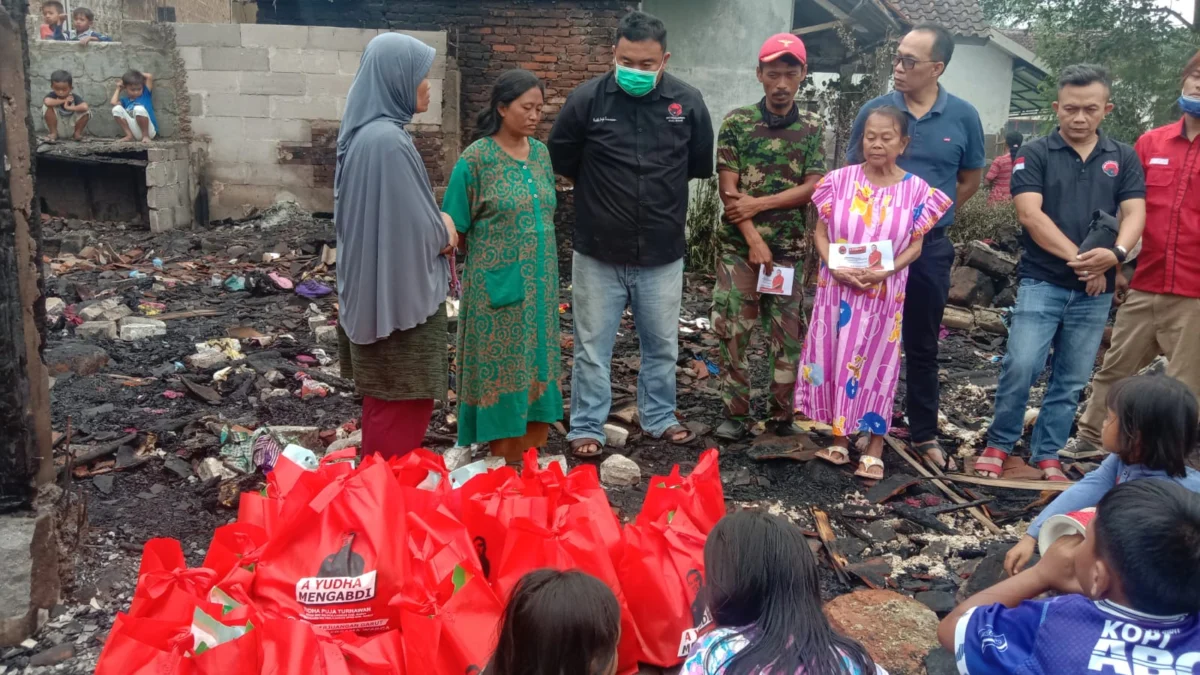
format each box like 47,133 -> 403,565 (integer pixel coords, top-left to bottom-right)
441,137 -> 562,446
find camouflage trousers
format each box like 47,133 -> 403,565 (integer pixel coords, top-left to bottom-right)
711,253 -> 807,422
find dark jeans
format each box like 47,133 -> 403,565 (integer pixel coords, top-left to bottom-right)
902,234 -> 955,443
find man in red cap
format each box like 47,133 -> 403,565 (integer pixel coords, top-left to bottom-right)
712,33 -> 828,442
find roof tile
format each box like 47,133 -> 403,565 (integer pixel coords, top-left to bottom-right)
893,0 -> 991,38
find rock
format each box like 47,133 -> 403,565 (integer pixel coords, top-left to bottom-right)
60,231 -> 88,255
538,454 -> 569,475
200,237 -> 223,253
974,308 -> 1008,335
44,297 -> 66,324
187,351 -> 229,370
100,304 -> 133,322
940,306 -> 975,331
163,456 -> 192,480
964,240 -> 1017,278
28,642 -> 74,667
117,317 -> 166,341
227,245 -> 249,258
609,405 -> 638,425
82,403 -> 114,419
993,285 -> 1017,308
603,423 -> 629,449
44,343 -> 110,377
915,590 -> 958,615
866,521 -> 897,543
149,483 -> 167,495
922,540 -> 950,559
442,446 -> 473,473
269,426 -> 321,449
75,321 -> 118,341
78,298 -> 121,321
307,316 -> 329,333
92,475 -> 114,495
684,420 -> 712,438
263,369 -> 286,385
197,458 -> 236,482
326,429 -> 363,454
600,454 -> 641,486
924,647 -> 959,675
948,267 -> 995,307
0,511 -> 59,646
825,590 -> 940,675
314,325 -> 338,345
830,538 -> 869,558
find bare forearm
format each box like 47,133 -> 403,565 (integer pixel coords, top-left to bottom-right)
893,240 -> 923,273
814,222 -> 831,265
938,569 -> 1052,650
1116,202 -> 1146,252
758,180 -> 819,211
1022,213 -> 1080,262
957,178 -> 981,205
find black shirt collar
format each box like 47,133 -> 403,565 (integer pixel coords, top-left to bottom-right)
602,69 -> 679,101
1047,128 -> 1118,153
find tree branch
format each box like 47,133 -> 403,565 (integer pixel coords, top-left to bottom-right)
1147,6 -> 1193,28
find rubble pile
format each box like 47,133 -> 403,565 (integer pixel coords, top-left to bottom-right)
943,240 -> 1020,335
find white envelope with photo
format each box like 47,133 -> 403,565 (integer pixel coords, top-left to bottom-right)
829,241 -> 895,271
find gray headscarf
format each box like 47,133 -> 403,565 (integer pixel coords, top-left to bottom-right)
335,33 -> 449,345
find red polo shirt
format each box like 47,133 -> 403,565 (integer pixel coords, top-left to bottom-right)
1132,118 -> 1200,298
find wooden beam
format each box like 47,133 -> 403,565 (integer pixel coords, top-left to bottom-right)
810,0 -> 851,21
793,20 -> 843,36
939,474 -> 1074,492
882,436 -> 1003,535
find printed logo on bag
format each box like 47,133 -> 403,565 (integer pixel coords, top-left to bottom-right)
1102,160 -> 1120,177
677,628 -> 699,659
666,102 -> 686,123
297,533 -> 376,604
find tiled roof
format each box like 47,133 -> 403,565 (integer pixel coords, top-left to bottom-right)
893,0 -> 991,38
999,28 -> 1037,52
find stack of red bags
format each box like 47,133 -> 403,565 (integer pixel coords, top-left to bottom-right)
95,447 -> 726,675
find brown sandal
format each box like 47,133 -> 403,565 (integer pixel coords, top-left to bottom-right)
660,424 -> 697,445
570,438 -> 603,458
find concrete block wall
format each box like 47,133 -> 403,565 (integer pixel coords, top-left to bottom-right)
146,143 -> 194,232
26,22 -> 184,139
181,23 -> 455,219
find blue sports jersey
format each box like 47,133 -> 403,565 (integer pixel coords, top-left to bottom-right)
955,595 -> 1200,674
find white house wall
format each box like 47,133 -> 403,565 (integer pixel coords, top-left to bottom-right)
941,41 -> 1014,136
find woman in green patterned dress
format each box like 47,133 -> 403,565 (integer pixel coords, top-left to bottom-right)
442,70 -> 562,464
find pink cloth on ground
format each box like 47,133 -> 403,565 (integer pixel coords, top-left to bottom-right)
794,164 -> 952,437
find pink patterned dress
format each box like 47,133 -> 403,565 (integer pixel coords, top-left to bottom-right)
794,164 -> 952,437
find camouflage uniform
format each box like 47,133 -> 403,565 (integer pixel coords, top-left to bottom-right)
712,102 -> 827,422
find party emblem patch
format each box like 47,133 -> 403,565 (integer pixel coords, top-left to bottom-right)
1102,160 -> 1119,177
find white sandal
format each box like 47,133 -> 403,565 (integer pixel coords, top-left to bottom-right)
855,455 -> 885,480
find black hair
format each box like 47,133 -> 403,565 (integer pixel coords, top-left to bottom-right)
41,1 -> 63,11
489,569 -> 621,675
1058,63 -> 1111,91
865,105 -> 911,140
473,69 -> 544,142
71,6 -> 93,20
615,10 -> 667,50
1183,50 -> 1200,86
50,70 -> 73,86
760,53 -> 804,69
1095,479 -> 1200,616
911,23 -> 956,66
1005,130 -> 1024,161
1104,375 -> 1198,477
121,70 -> 146,87
703,510 -> 875,675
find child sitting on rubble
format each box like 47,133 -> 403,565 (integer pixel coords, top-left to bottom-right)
111,70 -> 157,143
1004,374 -> 1200,576
683,510 -> 884,675
39,0 -> 68,40
939,479 -> 1200,673
488,569 -> 621,675
71,8 -> 111,44
42,70 -> 90,142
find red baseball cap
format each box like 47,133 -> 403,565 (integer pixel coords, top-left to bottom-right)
759,33 -> 807,65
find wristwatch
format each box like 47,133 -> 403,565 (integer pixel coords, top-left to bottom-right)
1112,245 -> 1128,263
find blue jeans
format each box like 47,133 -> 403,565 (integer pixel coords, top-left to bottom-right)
986,278 -> 1112,462
569,251 -> 684,443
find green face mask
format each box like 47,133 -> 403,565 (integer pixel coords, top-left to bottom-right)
614,62 -> 661,97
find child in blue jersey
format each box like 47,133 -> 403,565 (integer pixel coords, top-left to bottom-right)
939,479 -> 1200,675
111,70 -> 157,143
1005,374 -> 1200,576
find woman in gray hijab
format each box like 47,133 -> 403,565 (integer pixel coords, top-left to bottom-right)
335,32 -> 456,459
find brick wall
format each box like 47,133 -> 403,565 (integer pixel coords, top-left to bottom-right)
179,23 -> 457,219
258,0 -> 629,140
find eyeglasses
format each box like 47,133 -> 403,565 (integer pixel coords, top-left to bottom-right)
893,55 -> 937,71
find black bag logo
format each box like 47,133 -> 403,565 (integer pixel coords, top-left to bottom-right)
318,533 -> 365,578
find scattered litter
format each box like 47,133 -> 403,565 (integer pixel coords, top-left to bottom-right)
223,275 -> 246,292
295,279 -> 332,299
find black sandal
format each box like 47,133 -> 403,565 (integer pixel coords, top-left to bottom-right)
916,440 -> 957,473
570,438 -> 603,458
715,419 -> 748,442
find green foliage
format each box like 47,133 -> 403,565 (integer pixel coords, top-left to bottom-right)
950,191 -> 1021,244
685,177 -> 722,274
805,23 -> 895,167
985,0 -> 1199,144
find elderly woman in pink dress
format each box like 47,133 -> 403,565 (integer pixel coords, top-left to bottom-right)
795,106 -> 952,481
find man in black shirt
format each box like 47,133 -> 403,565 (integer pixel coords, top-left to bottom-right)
548,10 -> 714,458
977,65 -> 1146,481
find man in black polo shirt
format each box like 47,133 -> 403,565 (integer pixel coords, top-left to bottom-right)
548,10 -> 714,458
977,65 -> 1146,481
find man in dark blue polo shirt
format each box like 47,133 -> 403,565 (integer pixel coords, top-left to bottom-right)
977,65 -> 1146,481
846,24 -> 986,471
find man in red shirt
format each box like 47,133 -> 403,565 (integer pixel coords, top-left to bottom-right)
1071,50 -> 1200,455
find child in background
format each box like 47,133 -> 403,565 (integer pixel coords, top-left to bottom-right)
684,510 -> 883,675
940,480 -> 1200,674
111,70 -> 157,143
71,8 -> 111,44
1004,374 -> 1200,576
488,569 -> 620,675
39,1 -> 68,40
42,70 -> 90,142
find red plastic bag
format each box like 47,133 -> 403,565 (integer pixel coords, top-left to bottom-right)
459,468 -> 547,581
385,449 -> 453,519
190,624 -> 260,675
494,506 -> 646,673
204,522 -> 267,585
397,574 -> 501,675
95,613 -> 191,675
257,618 -> 406,675
237,489 -> 281,535
619,510 -> 709,667
637,449 -> 726,534
269,448 -> 359,499
129,539 -> 218,624
250,462 -> 409,634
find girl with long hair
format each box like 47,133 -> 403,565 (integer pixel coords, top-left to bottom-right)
984,130 -> 1023,203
